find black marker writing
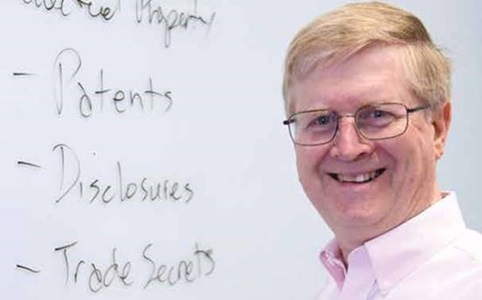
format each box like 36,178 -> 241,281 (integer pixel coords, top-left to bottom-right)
53,143 -> 194,205
142,242 -> 215,289
87,248 -> 134,293
13,72 -> 35,76
54,241 -> 78,284
136,0 -> 216,48
16,264 -> 41,273
54,242 -> 133,292
53,48 -> 82,116
53,48 -> 173,118
21,0 -> 120,21
53,143 -> 81,204
17,161 -> 43,169
53,242 -> 214,292
21,0 -> 70,17
74,0 -> 119,21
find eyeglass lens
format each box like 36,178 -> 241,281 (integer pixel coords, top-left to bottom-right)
288,103 -> 410,145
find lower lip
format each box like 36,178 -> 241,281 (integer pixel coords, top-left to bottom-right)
332,180 -> 378,195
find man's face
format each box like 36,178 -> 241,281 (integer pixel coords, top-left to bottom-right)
289,46 -> 450,243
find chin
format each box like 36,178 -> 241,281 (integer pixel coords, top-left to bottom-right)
323,196 -> 386,226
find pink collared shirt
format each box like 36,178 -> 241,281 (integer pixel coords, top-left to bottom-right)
317,192 -> 482,299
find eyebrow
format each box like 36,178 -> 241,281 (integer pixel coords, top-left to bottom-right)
295,100 -> 396,114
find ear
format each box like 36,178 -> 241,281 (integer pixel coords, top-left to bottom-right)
432,101 -> 451,160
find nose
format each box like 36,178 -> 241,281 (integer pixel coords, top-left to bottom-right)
329,117 -> 374,161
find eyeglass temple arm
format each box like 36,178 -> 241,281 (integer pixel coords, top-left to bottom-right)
407,105 -> 430,114
283,119 -> 294,126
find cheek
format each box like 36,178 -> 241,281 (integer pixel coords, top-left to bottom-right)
295,147 -> 328,192
387,135 -> 436,188
296,148 -> 321,176
295,150 -> 310,184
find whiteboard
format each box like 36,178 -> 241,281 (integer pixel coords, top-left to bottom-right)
0,1 -> 480,299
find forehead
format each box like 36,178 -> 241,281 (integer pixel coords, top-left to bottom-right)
289,46 -> 413,113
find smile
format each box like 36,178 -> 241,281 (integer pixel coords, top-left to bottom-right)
329,169 -> 385,184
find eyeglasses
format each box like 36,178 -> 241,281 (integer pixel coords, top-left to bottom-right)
283,102 -> 430,146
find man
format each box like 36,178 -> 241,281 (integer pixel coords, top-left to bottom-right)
282,2 -> 482,299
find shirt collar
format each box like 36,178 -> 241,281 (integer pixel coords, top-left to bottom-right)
320,192 -> 466,294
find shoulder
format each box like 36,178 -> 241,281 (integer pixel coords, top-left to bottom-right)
453,228 -> 482,262
400,230 -> 482,298
314,276 -> 338,300
419,228 -> 482,283
435,228 -> 482,287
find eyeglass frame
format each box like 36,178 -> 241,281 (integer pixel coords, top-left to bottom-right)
283,102 -> 430,146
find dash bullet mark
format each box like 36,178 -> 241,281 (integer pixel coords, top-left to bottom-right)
16,264 -> 41,274
13,72 -> 35,76
17,161 -> 42,169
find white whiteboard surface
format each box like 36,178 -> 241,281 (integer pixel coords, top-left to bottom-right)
0,1 -> 480,299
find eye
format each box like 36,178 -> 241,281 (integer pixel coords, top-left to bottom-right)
313,115 -> 331,125
304,111 -> 336,132
360,108 -> 389,119
372,110 -> 390,118
358,106 -> 396,127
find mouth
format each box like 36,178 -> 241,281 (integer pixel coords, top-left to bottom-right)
329,169 -> 385,184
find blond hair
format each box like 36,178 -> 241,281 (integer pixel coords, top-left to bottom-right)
283,1 -> 451,114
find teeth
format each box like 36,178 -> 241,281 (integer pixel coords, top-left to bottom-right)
356,174 -> 368,182
336,170 -> 381,183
